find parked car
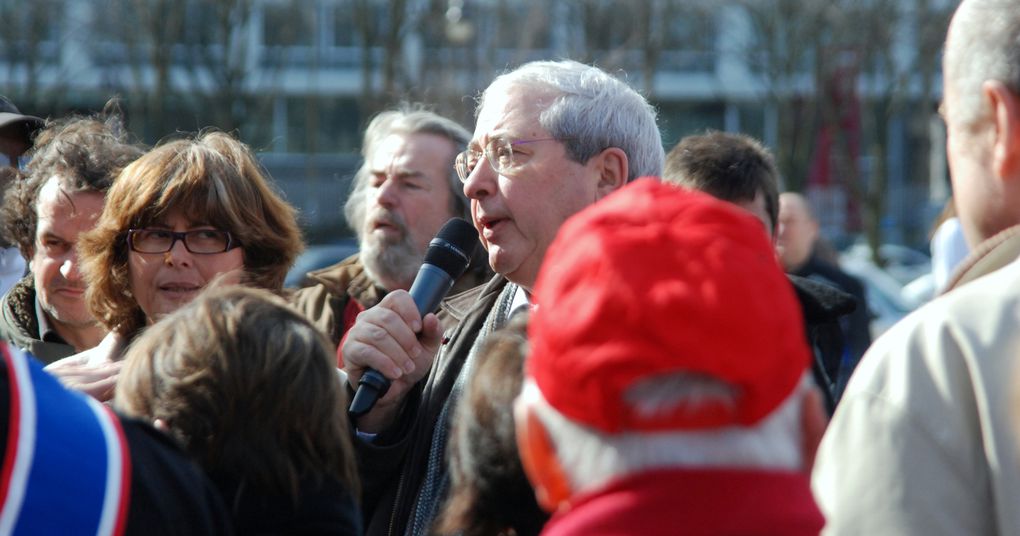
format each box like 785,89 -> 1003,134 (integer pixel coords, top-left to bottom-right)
842,242 -> 932,286
839,254 -> 920,338
284,239 -> 359,288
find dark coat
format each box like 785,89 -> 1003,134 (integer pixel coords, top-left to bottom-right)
354,275 -> 508,536
792,254 -> 873,405
0,276 -> 75,364
212,472 -> 362,536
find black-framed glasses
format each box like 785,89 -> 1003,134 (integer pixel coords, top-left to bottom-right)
127,228 -> 239,254
454,137 -> 569,182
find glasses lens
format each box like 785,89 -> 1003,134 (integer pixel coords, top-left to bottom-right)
185,230 -> 230,253
491,139 -> 515,174
455,151 -> 470,181
130,229 -> 174,253
456,149 -> 483,181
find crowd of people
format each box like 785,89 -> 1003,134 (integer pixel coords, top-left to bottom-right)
0,0 -> 1019,534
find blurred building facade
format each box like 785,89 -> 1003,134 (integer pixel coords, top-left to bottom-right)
0,0 -> 957,250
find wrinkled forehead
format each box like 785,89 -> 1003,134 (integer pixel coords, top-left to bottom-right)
473,83 -> 560,143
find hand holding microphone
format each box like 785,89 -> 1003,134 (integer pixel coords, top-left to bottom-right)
347,218 -> 480,419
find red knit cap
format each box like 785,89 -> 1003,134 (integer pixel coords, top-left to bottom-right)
527,179 -> 810,433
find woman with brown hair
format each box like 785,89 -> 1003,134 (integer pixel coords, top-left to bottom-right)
115,285 -> 361,534
46,131 -> 303,397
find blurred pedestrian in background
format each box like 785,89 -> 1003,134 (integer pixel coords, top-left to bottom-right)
0,97 -> 44,297
778,192 -> 871,400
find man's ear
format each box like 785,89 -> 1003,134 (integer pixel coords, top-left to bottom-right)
984,80 -> 1020,181
592,147 -> 629,200
800,386 -> 828,474
515,398 -> 573,513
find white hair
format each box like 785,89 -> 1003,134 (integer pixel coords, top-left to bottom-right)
478,60 -> 665,181
520,373 -> 812,494
943,0 -> 1020,129
343,106 -> 471,237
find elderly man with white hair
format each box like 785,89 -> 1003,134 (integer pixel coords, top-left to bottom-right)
341,60 -> 665,536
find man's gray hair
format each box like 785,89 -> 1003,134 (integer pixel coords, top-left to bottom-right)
519,373 -> 812,494
478,60 -> 665,181
944,0 -> 1020,129
344,106 -> 471,236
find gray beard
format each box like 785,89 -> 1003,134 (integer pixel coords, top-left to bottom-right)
360,232 -> 422,291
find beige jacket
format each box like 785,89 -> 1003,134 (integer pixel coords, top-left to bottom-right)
812,226 -> 1020,535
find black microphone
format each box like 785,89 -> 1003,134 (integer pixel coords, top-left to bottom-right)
348,218 -> 480,419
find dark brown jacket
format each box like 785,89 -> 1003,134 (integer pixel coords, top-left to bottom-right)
355,275 -> 510,536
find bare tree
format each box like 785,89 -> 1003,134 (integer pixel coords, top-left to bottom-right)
0,0 -> 70,112
91,0 -> 300,145
733,0 -> 953,259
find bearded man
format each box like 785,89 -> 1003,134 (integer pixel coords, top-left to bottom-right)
292,107 -> 491,351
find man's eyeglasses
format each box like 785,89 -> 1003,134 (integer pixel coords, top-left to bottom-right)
127,229 -> 240,254
454,137 -> 568,182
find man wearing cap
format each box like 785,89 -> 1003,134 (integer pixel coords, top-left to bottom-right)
290,106 -> 490,352
0,113 -> 140,364
340,60 -> 664,535
662,131 -> 859,410
0,97 -> 44,297
515,180 -> 826,535
813,1 -> 1020,533
0,96 -> 43,168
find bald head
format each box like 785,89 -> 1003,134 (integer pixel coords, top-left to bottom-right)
941,0 -> 1020,247
776,192 -> 819,272
942,0 -> 1020,130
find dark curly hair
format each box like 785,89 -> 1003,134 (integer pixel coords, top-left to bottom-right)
0,104 -> 143,258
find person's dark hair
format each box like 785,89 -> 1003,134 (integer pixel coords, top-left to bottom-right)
115,285 -> 359,503
436,313 -> 549,536
662,131 -> 780,232
0,104 -> 142,258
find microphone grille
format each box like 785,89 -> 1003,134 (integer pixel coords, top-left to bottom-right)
424,218 -> 480,278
